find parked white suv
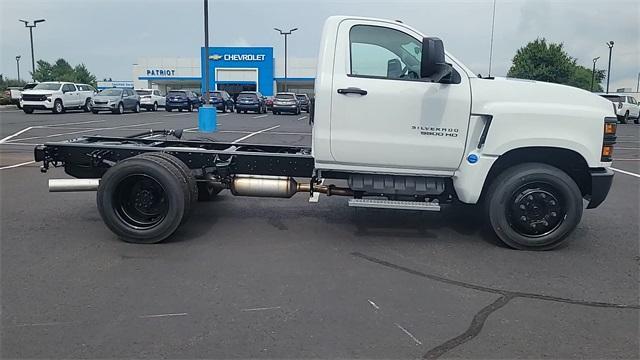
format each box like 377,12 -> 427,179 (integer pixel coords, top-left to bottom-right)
21,82 -> 96,114
135,88 -> 165,111
599,94 -> 640,124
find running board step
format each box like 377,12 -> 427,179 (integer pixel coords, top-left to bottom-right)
348,199 -> 440,211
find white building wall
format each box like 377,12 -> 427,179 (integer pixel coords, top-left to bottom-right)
132,57 -> 201,89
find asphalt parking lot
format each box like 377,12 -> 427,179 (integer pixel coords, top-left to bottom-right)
1,106 -> 638,358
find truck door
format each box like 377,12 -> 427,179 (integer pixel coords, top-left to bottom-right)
62,84 -> 80,107
330,20 -> 472,172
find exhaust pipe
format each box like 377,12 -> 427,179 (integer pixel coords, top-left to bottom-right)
231,175 -> 352,198
49,179 -> 100,192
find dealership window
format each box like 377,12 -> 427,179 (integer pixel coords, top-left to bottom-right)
349,25 -> 422,80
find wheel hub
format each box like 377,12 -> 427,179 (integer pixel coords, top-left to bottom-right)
510,186 -> 565,237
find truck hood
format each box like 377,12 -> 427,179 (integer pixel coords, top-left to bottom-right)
470,77 -> 614,119
22,89 -> 60,95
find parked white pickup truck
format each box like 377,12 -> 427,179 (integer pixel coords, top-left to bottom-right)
21,82 -> 96,114
36,16 -> 617,250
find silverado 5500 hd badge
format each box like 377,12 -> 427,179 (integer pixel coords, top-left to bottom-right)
412,126 -> 459,137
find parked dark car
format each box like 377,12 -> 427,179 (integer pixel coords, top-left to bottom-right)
91,88 -> 140,114
165,90 -> 201,112
272,92 -> 301,115
265,96 -> 274,110
235,91 -> 267,113
295,94 -> 310,113
209,90 -> 235,113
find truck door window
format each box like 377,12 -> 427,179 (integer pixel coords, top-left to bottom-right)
349,25 -> 422,80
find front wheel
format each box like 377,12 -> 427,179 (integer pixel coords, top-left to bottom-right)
134,102 -> 140,113
153,102 -> 158,111
52,99 -> 64,114
484,163 -> 583,251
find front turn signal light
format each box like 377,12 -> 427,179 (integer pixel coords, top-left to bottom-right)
604,122 -> 617,135
601,145 -> 613,160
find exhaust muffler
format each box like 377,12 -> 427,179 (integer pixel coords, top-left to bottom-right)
49,179 -> 100,192
231,175 -> 352,198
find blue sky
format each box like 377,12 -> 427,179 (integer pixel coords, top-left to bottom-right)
1,0 -> 638,90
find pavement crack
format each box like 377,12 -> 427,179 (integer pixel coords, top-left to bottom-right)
350,252 -> 640,310
423,295 -> 513,359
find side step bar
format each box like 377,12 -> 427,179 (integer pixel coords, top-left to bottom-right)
348,198 -> 440,211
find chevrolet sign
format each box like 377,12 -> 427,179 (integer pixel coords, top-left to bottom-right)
209,54 -> 266,61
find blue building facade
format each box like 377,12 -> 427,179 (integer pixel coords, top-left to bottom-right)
200,47 -> 274,96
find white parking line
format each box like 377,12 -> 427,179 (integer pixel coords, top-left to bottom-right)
0,127 -> 35,143
253,114 -> 269,119
6,121 -> 165,142
163,112 -> 195,117
0,142 -> 40,146
232,125 -> 280,143
611,167 -> 640,178
42,120 -> 106,127
297,116 -> 307,121
0,161 -> 35,170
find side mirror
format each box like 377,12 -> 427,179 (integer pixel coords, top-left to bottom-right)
420,37 -> 454,83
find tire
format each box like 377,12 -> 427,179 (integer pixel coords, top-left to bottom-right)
153,102 -> 158,111
134,102 -> 140,113
618,114 -> 627,124
197,182 -> 223,201
623,111 -> 629,124
236,108 -> 240,113
222,104 -> 227,113
92,109 -> 99,114
83,98 -> 92,112
484,163 -> 583,250
52,99 -> 64,114
114,102 -> 124,114
23,108 -> 34,114
634,117 -> 639,125
188,103 -> 193,112
166,107 -> 172,112
96,155 -> 189,244
138,152 -> 197,220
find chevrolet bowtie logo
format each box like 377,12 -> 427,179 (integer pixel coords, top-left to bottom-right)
210,54 -> 223,60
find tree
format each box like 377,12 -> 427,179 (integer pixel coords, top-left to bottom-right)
31,58 -> 97,87
507,38 -> 605,92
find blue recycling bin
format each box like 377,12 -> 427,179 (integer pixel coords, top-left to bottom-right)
198,105 -> 217,133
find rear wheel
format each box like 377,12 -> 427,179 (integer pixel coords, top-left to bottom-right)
153,102 -> 158,111
96,155 -> 189,244
83,98 -> 92,112
484,163 -> 583,250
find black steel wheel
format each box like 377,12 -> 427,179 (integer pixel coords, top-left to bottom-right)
97,155 -> 189,244
484,163 -> 583,250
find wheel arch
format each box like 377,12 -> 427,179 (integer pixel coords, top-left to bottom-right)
480,146 -> 591,201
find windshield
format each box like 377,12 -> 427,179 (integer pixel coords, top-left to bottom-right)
99,88 -> 123,96
136,90 -> 151,95
601,95 -> 624,102
276,94 -> 295,100
23,83 -> 37,90
34,83 -> 62,91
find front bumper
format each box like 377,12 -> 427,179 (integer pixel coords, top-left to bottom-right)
92,102 -> 117,111
586,168 -> 614,209
21,100 -> 53,109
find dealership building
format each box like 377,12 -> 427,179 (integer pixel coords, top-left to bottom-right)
127,47 -> 316,98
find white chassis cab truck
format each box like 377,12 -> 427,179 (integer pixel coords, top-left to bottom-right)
35,16 -> 617,250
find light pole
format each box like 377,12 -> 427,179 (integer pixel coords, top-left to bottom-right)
19,19 -> 46,78
274,27 -> 298,92
591,56 -> 600,92
605,41 -> 614,94
488,0 -> 497,77
198,0 -> 216,133
636,72 -> 639,93
16,55 -> 21,82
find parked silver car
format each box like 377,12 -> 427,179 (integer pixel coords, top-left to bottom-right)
92,88 -> 140,114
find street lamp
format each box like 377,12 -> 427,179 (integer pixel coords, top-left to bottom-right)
19,19 -> 45,78
591,56 -> 600,92
274,27 -> 298,92
605,41 -> 614,94
636,72 -> 639,93
16,55 -> 21,82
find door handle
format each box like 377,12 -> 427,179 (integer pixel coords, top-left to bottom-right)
337,87 -> 367,96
